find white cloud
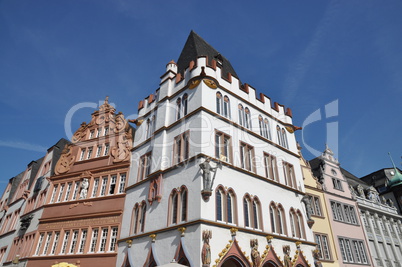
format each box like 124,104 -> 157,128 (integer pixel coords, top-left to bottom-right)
0,140 -> 47,153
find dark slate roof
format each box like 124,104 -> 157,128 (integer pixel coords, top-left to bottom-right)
341,167 -> 370,189
8,171 -> 25,205
27,157 -> 44,190
308,157 -> 322,179
177,31 -> 239,80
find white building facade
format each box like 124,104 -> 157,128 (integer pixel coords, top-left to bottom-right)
117,31 -> 316,267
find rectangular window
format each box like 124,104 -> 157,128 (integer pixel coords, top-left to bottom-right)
138,153 -> 152,181
109,175 -> 116,195
338,237 -> 368,264
72,181 -> 80,200
89,130 -> 95,139
80,149 -> 86,161
104,143 -> 110,156
96,145 -> 102,157
264,153 -> 278,181
42,232 -> 52,255
89,228 -> 99,253
109,227 -> 118,251
92,178 -> 99,197
215,131 -> 232,163
99,228 -> 108,252
332,178 -> 343,190
61,231 -> 70,254
308,195 -> 322,216
50,185 -> 58,203
35,233 -> 45,255
78,229 -> 87,253
100,177 -> 108,196
64,183 -> 72,201
118,174 -> 126,194
87,147 -> 93,159
50,232 -> 60,255
96,128 -> 101,138
283,161 -> 296,188
330,201 -> 358,225
240,142 -> 254,172
174,132 -> 190,164
57,184 -> 65,202
104,126 -> 109,136
69,230 -> 79,254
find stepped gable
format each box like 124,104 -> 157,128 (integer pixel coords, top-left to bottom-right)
177,30 -> 239,79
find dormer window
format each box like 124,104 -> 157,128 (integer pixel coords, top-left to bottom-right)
215,53 -> 223,66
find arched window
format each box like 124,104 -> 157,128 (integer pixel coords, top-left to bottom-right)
216,92 -> 223,115
182,94 -> 188,116
276,125 -> 282,146
131,204 -> 139,235
264,119 -> 271,140
277,204 -> 286,235
140,201 -> 147,233
290,209 -> 296,237
243,196 -> 250,227
223,96 -> 231,118
297,210 -> 305,239
176,98 -> 182,120
169,187 -> 188,225
171,190 -> 179,224
259,116 -> 264,136
181,188 -> 188,222
244,108 -> 251,129
227,189 -> 235,224
131,202 -> 146,234
238,104 -> 244,127
253,198 -> 261,230
216,188 -> 223,221
270,204 -> 276,233
282,128 -> 288,149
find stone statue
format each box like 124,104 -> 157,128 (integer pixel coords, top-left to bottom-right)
301,196 -> 313,220
367,186 -> 379,203
312,249 -> 323,267
202,230 -> 212,266
200,158 -> 217,191
283,245 -> 292,267
387,199 -> 395,208
349,185 -> 357,198
79,178 -> 89,199
356,185 -> 365,198
250,239 -> 261,267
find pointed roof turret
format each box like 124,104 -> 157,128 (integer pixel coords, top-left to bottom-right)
177,31 -> 239,79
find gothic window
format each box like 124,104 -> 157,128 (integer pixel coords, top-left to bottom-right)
281,128 -> 288,149
243,196 -> 250,227
227,189 -> 235,224
240,142 -> 254,172
238,104 -> 244,127
264,153 -> 278,181
259,116 -> 271,140
174,131 -> 190,164
290,209 -> 304,238
168,187 -> 188,225
276,125 -> 282,146
244,108 -> 252,129
182,94 -> 188,116
283,161 -> 296,188
176,97 -> 182,120
243,195 -> 261,229
216,188 -> 223,221
216,92 -> 222,115
215,130 -> 232,163
270,204 -> 276,233
131,202 -> 146,234
138,153 -> 152,181
223,96 -> 231,118
216,186 -> 237,224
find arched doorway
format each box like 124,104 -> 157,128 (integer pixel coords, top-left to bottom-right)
221,256 -> 247,267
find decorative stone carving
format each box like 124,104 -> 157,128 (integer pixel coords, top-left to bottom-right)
202,230 -> 212,267
349,185 -> 357,198
111,128 -> 133,163
72,122 -> 88,143
356,184 -> 365,198
283,245 -> 292,267
250,239 -> 261,267
367,186 -> 380,203
55,144 -> 75,175
312,249 -> 323,267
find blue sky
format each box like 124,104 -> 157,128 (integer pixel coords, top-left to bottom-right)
1,1 -> 401,194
